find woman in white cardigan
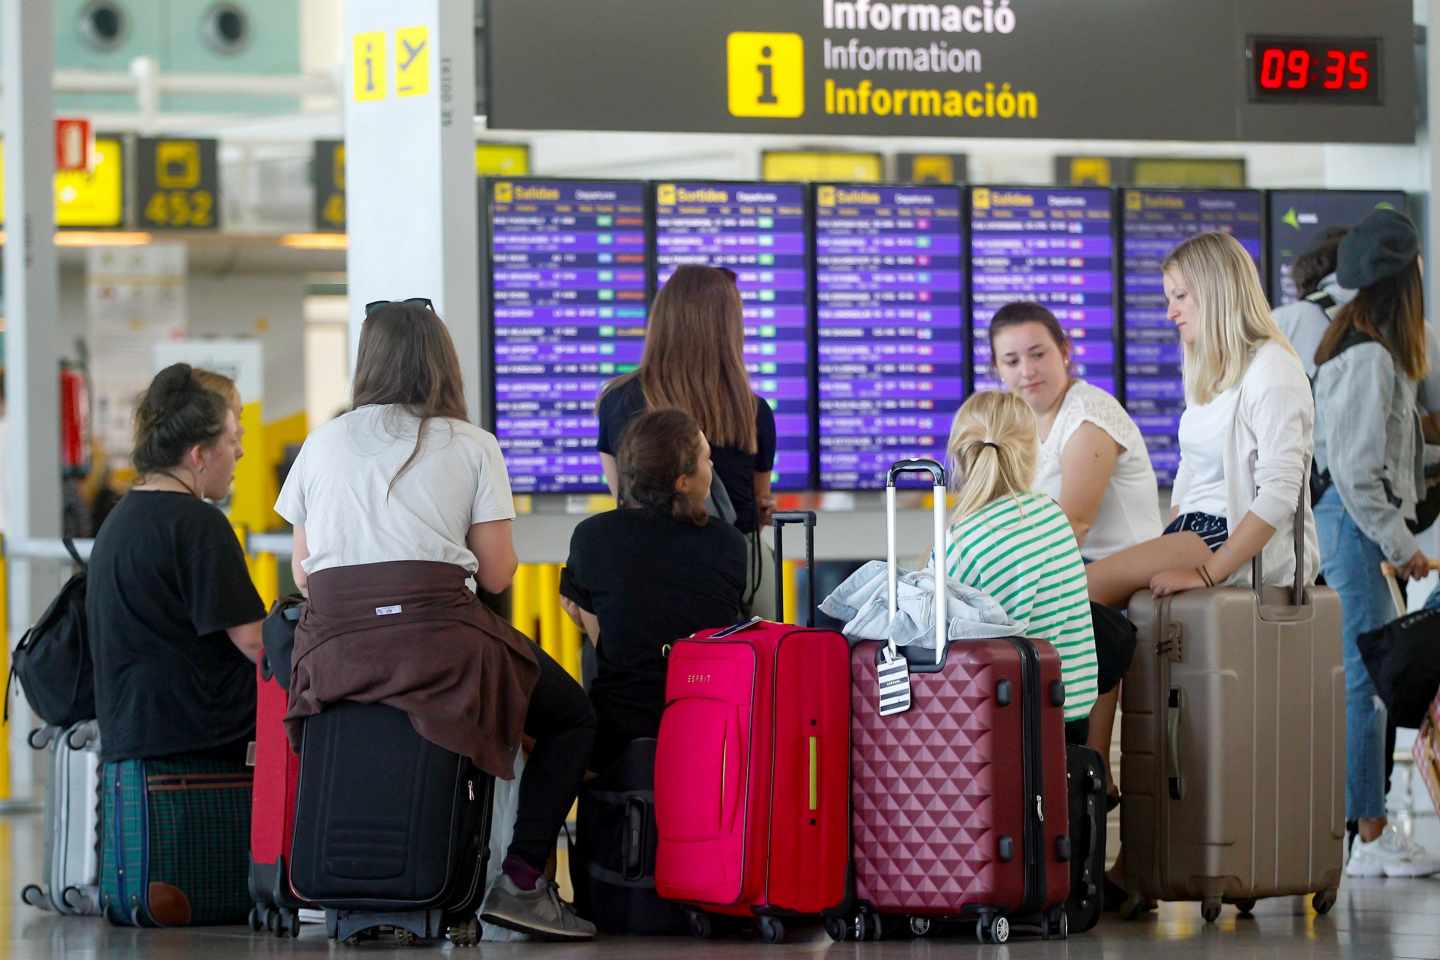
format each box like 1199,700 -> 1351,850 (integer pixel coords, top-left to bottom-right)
1087,230 -> 1319,607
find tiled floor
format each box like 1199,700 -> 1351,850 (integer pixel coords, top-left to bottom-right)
1,809 -> 1439,960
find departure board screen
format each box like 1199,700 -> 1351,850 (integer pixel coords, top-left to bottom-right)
653,182 -> 813,489
488,179 -> 649,493
815,184 -> 965,489
1121,189 -> 1263,484
1268,190 -> 1405,306
969,187 -> 1117,396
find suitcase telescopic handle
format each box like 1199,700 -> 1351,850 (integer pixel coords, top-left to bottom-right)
886,459 -> 948,665
1251,482 -> 1307,606
772,511 -> 817,627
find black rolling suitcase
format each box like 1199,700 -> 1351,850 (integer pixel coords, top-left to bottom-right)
289,702 -> 495,945
570,738 -> 686,935
1065,745 -> 1107,933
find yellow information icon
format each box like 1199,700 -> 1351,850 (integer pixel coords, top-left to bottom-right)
972,187 -> 991,210
396,26 -> 430,98
817,186 -> 837,207
494,182 -> 514,203
726,32 -> 804,118
353,31 -> 387,102
657,183 -> 677,206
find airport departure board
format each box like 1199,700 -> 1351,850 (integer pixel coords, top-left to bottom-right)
969,187 -> 1118,395
815,184 -> 965,489
488,179 -> 649,493
1267,190 -> 1406,306
1121,189 -> 1264,484
653,181 -> 813,489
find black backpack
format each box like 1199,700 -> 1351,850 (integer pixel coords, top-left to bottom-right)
5,539 -> 95,727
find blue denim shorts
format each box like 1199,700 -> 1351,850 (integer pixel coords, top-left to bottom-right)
1164,511 -> 1229,552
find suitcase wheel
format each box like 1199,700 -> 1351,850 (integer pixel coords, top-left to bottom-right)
1041,906 -> 1068,940
21,884 -> 48,911
909,917 -> 931,938
1313,889 -> 1338,916
1234,898 -> 1257,918
756,916 -> 785,945
248,906 -> 263,932
279,909 -> 301,938
824,916 -> 850,943
977,913 -> 1009,944
1201,899 -> 1222,924
686,909 -> 714,940
447,917 -> 480,948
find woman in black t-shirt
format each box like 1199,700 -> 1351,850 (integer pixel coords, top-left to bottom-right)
596,265 -> 777,617
87,363 -> 265,764
565,408 -> 747,772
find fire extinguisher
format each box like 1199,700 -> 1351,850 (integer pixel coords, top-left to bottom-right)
59,360 -> 90,479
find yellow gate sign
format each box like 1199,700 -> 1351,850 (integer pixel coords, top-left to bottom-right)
0,134 -> 125,228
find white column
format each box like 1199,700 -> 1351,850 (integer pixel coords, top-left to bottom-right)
3,0 -> 62,805
343,0 -> 482,423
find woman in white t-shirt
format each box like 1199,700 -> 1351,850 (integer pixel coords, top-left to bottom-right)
989,300 -> 1161,807
274,300 -> 596,941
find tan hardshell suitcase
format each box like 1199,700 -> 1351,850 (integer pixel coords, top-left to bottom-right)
1120,513 -> 1344,924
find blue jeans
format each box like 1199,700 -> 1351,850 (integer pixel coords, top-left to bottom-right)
1314,486 -> 1391,821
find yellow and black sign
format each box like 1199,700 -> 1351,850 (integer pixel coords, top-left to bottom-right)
0,134 -> 125,228
896,152 -> 968,184
761,150 -> 882,182
353,31 -> 386,102
313,140 -> 346,232
137,137 -> 221,230
475,143 -> 530,177
395,26 -> 430,98
726,32 -> 805,118
1131,157 -> 1247,188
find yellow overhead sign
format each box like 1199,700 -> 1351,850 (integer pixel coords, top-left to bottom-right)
395,27 -> 430,97
761,150 -> 883,182
0,135 -> 125,228
475,144 -> 530,176
353,31 -> 387,101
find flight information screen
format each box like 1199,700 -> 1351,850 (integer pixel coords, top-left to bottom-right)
1121,189 -> 1263,484
969,187 -> 1117,395
815,184 -> 965,489
1268,190 -> 1405,306
488,179 -> 649,493
653,182 -> 813,489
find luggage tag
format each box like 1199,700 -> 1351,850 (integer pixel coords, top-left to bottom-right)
876,646 -> 912,717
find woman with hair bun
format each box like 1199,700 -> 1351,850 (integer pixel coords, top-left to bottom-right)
88,362 -> 264,764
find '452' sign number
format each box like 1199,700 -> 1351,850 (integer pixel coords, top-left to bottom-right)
137,138 -> 221,230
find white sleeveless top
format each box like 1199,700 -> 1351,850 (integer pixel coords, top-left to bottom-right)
1033,380 -> 1163,561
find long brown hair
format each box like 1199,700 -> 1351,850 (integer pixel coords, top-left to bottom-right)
352,301 -> 469,491
1314,258 -> 1427,379
601,265 -> 758,452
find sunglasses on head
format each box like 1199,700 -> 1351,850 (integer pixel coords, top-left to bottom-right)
365,297 -> 435,316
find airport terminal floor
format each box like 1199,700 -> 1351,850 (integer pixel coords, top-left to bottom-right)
0,813 -> 1431,960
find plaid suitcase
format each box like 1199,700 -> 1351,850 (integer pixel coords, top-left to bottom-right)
99,757 -> 253,926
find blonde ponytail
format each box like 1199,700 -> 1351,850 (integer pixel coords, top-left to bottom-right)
945,391 -> 1039,523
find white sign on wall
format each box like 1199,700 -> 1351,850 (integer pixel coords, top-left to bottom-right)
86,245 -> 187,469
152,338 -> 264,407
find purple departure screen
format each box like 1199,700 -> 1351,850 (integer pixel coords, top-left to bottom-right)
815,184 -> 965,490
653,182 -> 813,489
489,179 -> 649,493
969,187 -> 1117,399
1121,189 -> 1263,484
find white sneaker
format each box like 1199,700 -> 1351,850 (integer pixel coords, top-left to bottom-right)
1346,825 -> 1440,878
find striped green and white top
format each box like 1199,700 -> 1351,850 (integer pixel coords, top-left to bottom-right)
944,492 -> 1099,721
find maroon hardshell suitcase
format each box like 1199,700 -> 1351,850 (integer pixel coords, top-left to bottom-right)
842,460 -> 1071,945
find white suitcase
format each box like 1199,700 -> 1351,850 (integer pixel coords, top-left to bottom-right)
22,722 -> 102,915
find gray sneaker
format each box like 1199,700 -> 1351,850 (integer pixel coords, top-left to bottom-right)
480,874 -> 597,941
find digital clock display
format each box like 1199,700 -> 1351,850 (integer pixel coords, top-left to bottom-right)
1248,36 -> 1381,104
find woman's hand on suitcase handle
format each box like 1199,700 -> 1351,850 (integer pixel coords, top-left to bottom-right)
1149,566 -> 1207,598
1383,551 -> 1439,582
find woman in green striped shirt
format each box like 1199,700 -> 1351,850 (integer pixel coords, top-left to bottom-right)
943,390 -> 1100,739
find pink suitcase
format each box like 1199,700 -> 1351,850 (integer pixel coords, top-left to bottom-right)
841,460 -> 1071,945
655,512 -> 851,945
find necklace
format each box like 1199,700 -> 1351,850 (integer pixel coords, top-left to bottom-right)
140,469 -> 200,498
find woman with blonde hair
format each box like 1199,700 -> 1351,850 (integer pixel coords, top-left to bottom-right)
943,390 -> 1099,742
596,265 -> 777,615
1086,231 -> 1318,605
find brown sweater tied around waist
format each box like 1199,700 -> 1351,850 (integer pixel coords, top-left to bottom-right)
284,561 -> 540,780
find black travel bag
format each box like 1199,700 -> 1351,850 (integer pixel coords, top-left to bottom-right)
289,701 -> 494,945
